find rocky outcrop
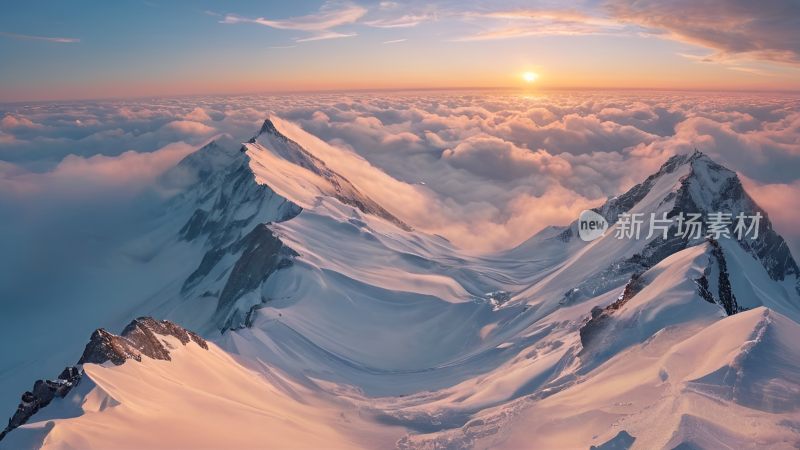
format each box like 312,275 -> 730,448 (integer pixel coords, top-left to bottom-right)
562,150 -> 799,304
597,151 -> 697,225
590,430 -> 635,450
0,367 -> 81,441
79,317 -> 208,365
668,151 -> 798,284
176,155 -> 302,248
579,272 -> 646,350
214,224 -> 298,330
694,239 -> 741,316
1,318 -> 207,442
170,137 -> 303,332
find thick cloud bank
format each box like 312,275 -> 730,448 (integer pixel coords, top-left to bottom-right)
1,91 -> 798,257
608,0 -> 800,65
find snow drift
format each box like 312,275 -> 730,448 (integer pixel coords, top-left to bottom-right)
2,116 -> 800,450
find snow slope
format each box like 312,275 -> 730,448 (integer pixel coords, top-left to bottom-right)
463,307 -> 800,450
3,116 -> 800,449
3,334 -> 402,450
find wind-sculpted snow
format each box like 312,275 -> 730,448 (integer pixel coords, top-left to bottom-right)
78,317 -> 208,366
1,321 -> 383,450
250,117 -> 411,231
0,318 -> 206,443
514,150 -> 800,312
2,94 -> 800,449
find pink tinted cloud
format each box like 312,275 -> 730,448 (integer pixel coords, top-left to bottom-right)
161,120 -> 215,136
740,176 -> 800,258
608,0 -> 800,65
0,141 -> 197,196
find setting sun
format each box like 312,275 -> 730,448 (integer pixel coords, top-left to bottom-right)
2,2 -> 800,449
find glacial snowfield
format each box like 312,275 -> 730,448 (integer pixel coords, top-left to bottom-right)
2,116 -> 800,449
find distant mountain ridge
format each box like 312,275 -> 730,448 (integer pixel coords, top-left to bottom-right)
3,117 -> 799,449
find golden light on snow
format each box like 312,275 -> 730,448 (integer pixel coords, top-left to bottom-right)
522,71 -> 538,83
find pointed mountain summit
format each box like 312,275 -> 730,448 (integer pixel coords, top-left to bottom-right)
593,150 -> 798,283
246,116 -> 411,230
514,150 -> 799,315
4,116 -> 800,449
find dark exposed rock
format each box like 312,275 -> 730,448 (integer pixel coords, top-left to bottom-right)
595,151 -> 696,225
590,430 -> 635,450
1,318 -> 207,442
695,273 -> 715,305
79,328 -> 143,365
79,317 -> 208,366
180,118 -> 416,334
177,161 -> 302,248
226,302 -> 269,331
0,366 -> 82,441
579,272 -> 647,351
694,239 -> 742,316
668,152 -> 798,284
486,290 -> 512,308
179,208 -> 210,241
214,224 -> 298,330
173,138 -> 303,328
258,118 -> 285,139
182,246 -> 227,294
564,150 -> 799,305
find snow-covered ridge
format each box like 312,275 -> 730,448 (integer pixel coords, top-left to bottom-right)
78,317 -> 208,365
162,117 -> 424,331
2,319 -> 380,450
3,116 -> 800,449
246,117 -> 411,231
511,149 -> 799,311
0,318 -> 207,442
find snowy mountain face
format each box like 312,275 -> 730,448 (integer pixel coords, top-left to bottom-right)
0,318 -> 207,442
3,117 -> 800,450
528,150 -> 799,315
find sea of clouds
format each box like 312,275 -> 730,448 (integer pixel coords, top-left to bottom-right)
1,91 -> 798,263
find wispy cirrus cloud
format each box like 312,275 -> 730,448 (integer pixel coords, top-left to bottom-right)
364,13 -> 435,28
677,52 -> 777,76
221,1 -> 365,42
363,0 -> 436,28
0,31 -> 79,43
295,31 -> 355,42
608,0 -> 800,66
455,9 -> 625,41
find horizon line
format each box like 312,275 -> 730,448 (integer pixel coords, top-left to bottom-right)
3,85 -> 800,104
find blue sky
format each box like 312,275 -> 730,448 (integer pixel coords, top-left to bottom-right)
1,0 -> 799,101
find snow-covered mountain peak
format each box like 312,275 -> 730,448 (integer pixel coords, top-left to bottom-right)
255,116 -> 285,140
0,318 -> 208,442
244,116 -> 411,231
5,116 -> 800,449
585,150 -> 799,281
596,149 -> 721,224
512,149 -> 798,314
78,317 -> 209,366
159,136 -> 244,191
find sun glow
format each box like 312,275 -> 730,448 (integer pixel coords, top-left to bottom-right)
522,71 -> 538,83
